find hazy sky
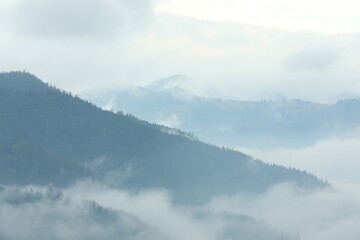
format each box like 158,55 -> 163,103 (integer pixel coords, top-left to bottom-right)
1,0 -> 360,102
156,0 -> 360,33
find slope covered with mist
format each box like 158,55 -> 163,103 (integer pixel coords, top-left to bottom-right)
0,184 -> 297,240
0,72 -> 325,204
86,75 -> 360,149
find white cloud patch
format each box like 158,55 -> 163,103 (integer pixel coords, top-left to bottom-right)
65,182 -> 304,240
208,183 -> 360,240
1,2 -> 360,103
158,113 -> 181,128
284,45 -> 341,72
66,183 -> 212,240
0,183 -> 296,240
1,0 -> 155,39
4,181 -> 357,240
123,15 -> 360,103
238,136 -> 360,184
156,0 -> 360,34
218,126 -> 233,133
0,185 -> 166,240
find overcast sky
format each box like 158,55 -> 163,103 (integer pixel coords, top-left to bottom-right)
156,0 -> 360,34
1,0 -> 360,102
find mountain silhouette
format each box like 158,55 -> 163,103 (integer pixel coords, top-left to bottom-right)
0,71 -> 326,204
87,77 -> 360,149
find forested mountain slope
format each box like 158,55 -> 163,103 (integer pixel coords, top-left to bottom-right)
0,72 -> 326,204
87,75 -> 360,149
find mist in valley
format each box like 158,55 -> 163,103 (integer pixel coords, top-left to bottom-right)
1,0 -> 360,239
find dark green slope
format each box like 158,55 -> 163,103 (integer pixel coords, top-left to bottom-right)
0,72 -> 326,203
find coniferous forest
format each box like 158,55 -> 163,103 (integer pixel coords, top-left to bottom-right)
0,72 -> 325,204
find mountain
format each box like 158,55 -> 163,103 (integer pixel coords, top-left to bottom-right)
146,74 -> 188,91
86,78 -> 360,149
0,71 -> 326,204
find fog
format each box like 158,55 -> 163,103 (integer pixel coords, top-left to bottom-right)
0,185 -> 167,240
65,182 -> 360,240
209,183 -> 360,240
238,134 -> 360,184
156,0 -> 360,33
0,183 -> 293,240
1,0 -> 155,38
2,180 -> 360,240
1,1 -> 360,102
225,133 -> 360,239
284,45 -> 341,72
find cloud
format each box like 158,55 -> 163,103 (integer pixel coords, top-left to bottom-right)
65,182 -> 210,240
0,185 -> 167,240
119,15 -> 360,103
1,11 -> 360,103
208,183 -> 360,240
0,183 -> 295,240
156,0 -> 360,34
238,135 -> 360,184
284,46 -> 341,72
157,113 -> 181,128
65,182 -> 298,240
2,180 -> 360,240
2,0 -> 155,39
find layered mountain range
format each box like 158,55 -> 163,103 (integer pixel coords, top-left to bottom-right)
0,72 -> 325,204
86,74 -> 360,149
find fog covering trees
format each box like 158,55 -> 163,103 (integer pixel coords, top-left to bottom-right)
0,72 -> 326,204
0,71 -> 331,239
0,184 -> 296,240
0,185 -> 168,240
86,74 -> 360,149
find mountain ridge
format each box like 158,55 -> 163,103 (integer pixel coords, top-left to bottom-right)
0,71 -> 327,204
85,78 -> 360,149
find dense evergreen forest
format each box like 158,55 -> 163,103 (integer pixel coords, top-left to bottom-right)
0,71 -> 326,204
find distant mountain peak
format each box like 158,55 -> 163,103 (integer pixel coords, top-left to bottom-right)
146,74 -> 188,91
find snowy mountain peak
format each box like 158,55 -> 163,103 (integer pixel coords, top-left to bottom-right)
146,74 -> 188,91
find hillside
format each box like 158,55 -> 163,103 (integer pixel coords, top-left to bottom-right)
0,71 -> 326,204
86,79 -> 360,149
